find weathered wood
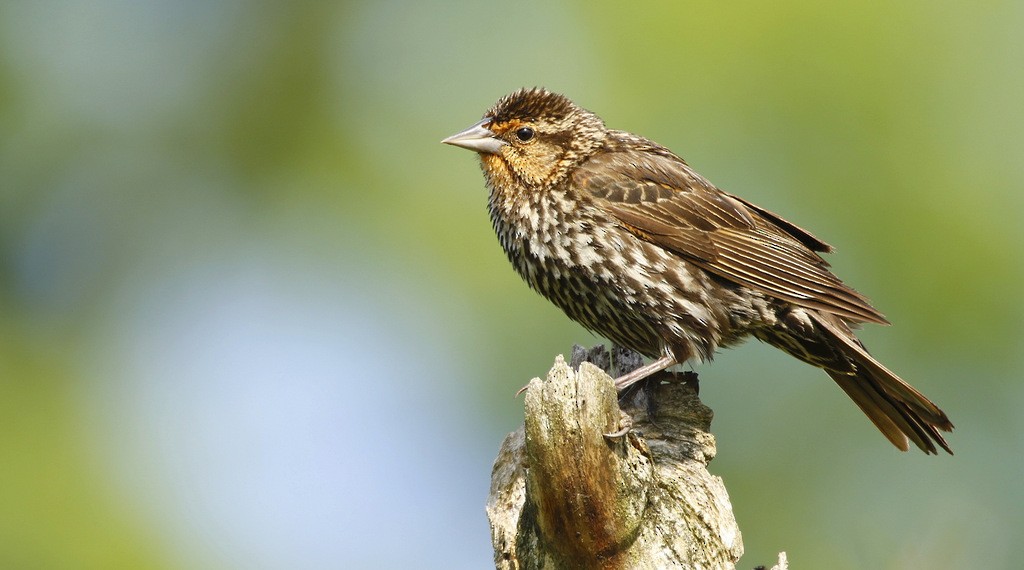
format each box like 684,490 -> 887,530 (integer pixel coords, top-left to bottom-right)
488,345 -> 776,569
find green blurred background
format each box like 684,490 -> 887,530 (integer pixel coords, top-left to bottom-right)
2,1 -> 1022,568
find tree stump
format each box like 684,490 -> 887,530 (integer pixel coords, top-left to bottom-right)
486,345 -> 786,570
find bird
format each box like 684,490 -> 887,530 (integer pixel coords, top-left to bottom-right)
442,87 -> 953,454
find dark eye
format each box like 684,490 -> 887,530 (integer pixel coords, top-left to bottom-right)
515,127 -> 535,142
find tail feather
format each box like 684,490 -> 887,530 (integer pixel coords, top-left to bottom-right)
808,311 -> 954,454
826,369 -> 951,454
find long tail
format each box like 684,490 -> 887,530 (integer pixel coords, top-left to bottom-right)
763,309 -> 954,454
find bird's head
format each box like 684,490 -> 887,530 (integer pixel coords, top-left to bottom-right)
442,88 -> 607,189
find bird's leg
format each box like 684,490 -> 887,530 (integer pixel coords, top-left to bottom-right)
613,354 -> 677,391
605,353 -> 677,439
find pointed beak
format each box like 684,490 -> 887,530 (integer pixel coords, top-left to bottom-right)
441,119 -> 507,154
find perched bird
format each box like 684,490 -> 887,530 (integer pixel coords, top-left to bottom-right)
442,88 -> 953,454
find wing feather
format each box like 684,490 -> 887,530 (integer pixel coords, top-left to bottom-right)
573,141 -> 888,325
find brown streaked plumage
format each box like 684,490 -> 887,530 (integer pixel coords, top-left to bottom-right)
443,88 -> 953,454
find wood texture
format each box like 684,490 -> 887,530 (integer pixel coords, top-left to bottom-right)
487,346 -> 779,569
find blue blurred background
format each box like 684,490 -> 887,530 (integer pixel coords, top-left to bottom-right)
1,1 -> 1022,568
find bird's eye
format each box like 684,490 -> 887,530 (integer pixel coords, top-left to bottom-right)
515,127 -> 535,142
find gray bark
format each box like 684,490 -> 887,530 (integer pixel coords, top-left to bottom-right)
486,345 -> 787,570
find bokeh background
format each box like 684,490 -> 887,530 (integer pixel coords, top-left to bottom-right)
2,1 -> 1022,568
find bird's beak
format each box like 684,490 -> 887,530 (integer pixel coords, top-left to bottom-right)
441,119 -> 507,154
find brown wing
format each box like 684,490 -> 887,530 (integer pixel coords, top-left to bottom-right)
572,143 -> 888,325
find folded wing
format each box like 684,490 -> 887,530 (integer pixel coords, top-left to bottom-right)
573,143 -> 888,325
